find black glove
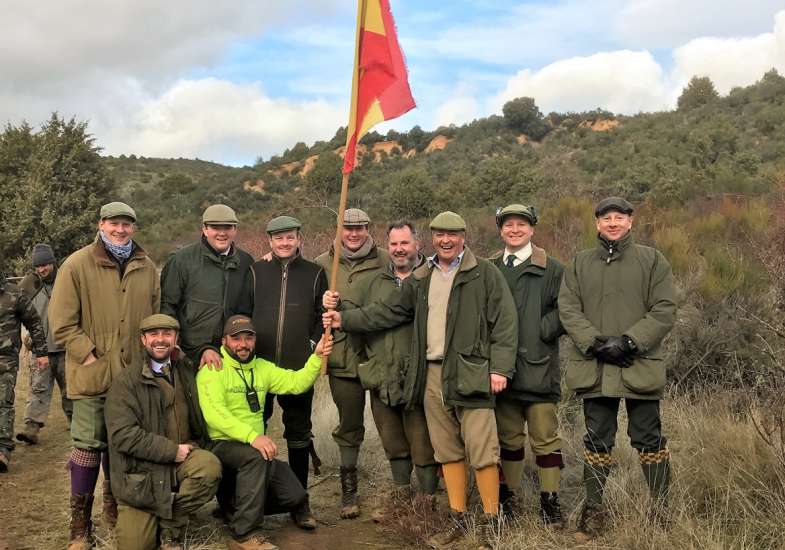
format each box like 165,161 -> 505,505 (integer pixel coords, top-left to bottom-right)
593,336 -> 634,367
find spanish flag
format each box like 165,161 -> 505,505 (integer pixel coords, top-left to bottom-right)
343,0 -> 415,174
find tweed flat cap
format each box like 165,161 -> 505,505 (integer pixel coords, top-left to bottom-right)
429,211 -> 466,231
496,204 -> 538,226
266,215 -> 302,234
100,202 -> 137,222
343,208 -> 370,226
203,204 -> 239,225
139,314 -> 180,332
595,197 -> 634,217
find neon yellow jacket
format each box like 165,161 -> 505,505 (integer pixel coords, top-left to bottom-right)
197,346 -> 320,443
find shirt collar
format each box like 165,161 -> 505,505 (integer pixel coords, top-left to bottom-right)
503,242 -> 532,265
150,358 -> 170,374
428,250 -> 465,273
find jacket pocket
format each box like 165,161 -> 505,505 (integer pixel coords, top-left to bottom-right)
122,472 -> 156,509
455,354 -> 491,399
517,351 -> 551,394
620,355 -> 666,395
563,347 -> 600,392
66,351 -> 115,396
357,355 -> 383,390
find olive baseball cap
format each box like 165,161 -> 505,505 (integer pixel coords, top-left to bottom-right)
429,211 -> 466,231
223,315 -> 256,336
139,314 -> 180,333
496,204 -> 538,227
100,202 -> 137,222
203,204 -> 239,225
343,208 -> 370,226
595,197 -> 634,217
266,215 -> 302,235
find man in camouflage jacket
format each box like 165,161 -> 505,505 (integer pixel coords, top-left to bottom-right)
0,263 -> 48,472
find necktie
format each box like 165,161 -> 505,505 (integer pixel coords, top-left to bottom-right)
506,255 -> 515,268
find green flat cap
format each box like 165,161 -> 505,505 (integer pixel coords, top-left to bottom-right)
203,204 -> 239,225
139,314 -> 180,333
595,197 -> 634,217
343,208 -> 370,226
496,204 -> 538,226
429,211 -> 466,231
224,314 -> 256,336
266,215 -> 302,234
100,202 -> 137,222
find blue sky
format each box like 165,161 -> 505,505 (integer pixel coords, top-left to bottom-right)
2,1 -> 784,165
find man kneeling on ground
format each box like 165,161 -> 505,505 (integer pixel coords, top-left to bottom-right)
197,315 -> 333,550
105,314 -> 222,550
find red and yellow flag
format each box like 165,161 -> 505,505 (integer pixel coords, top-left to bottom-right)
343,0 -> 415,174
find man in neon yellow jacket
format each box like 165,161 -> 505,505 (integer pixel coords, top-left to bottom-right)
197,315 -> 333,550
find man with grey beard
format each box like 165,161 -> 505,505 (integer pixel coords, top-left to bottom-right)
324,221 -> 438,519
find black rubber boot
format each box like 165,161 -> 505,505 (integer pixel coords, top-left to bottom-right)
340,465 -> 360,519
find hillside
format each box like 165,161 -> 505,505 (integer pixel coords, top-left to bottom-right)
99,70 -> 785,261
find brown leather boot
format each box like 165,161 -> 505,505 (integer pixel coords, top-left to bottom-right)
67,494 -> 94,550
226,533 -> 279,550
102,480 -> 118,528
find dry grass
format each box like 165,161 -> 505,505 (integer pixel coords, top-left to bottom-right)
78,384 -> 785,550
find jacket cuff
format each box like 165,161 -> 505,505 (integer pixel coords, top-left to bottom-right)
245,430 -> 259,444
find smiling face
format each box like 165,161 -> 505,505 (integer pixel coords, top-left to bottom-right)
98,216 -> 135,246
596,210 -> 633,241
35,264 -> 54,278
222,331 -> 256,363
341,225 -> 369,252
431,230 -> 466,265
268,229 -> 301,259
202,223 -> 238,253
500,215 -> 534,252
140,328 -> 177,362
388,226 -> 419,274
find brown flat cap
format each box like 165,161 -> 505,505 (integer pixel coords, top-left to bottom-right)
223,315 -> 256,336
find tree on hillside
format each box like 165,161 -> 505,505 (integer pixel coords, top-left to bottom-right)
502,97 -> 550,140
383,166 -> 434,219
0,113 -> 113,273
304,152 -> 342,200
678,76 -> 719,110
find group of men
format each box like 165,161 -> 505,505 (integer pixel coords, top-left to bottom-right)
0,193 -> 677,550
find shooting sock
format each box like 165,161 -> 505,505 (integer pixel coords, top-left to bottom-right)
536,452 -> 564,493
499,447 -> 525,490
639,448 -> 671,503
339,445 -> 360,468
583,449 -> 613,506
389,457 -> 413,486
69,448 -> 101,496
474,465 -> 500,515
441,461 -> 468,512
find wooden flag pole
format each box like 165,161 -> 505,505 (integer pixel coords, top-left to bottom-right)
321,171 -> 351,375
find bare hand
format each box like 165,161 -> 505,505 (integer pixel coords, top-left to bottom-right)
315,334 -> 334,358
322,311 -> 342,330
251,435 -> 278,460
82,352 -> 97,366
175,443 -> 193,463
199,349 -> 223,371
36,356 -> 50,370
322,290 -> 340,310
262,252 -> 273,262
490,373 -> 508,394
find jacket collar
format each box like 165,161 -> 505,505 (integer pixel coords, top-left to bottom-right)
597,231 -> 633,262
491,243 -> 548,270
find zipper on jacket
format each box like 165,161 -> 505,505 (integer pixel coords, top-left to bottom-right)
275,263 -> 289,366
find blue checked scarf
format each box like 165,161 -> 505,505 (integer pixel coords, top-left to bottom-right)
99,231 -> 134,261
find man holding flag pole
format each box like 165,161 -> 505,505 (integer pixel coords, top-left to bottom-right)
318,0 -> 416,520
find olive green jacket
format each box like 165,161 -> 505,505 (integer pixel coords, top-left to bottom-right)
559,232 -> 677,400
315,243 -> 390,379
49,238 -> 160,398
106,354 -> 211,519
342,256 -> 425,406
491,244 -> 564,403
341,247 -> 518,409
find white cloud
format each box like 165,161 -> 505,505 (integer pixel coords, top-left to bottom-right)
433,96 -> 479,128
102,79 -> 345,165
492,50 -> 670,115
615,0 -> 785,49
490,9 -> 785,117
671,10 -> 785,94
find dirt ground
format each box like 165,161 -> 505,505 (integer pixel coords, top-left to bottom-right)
0,368 -> 408,550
